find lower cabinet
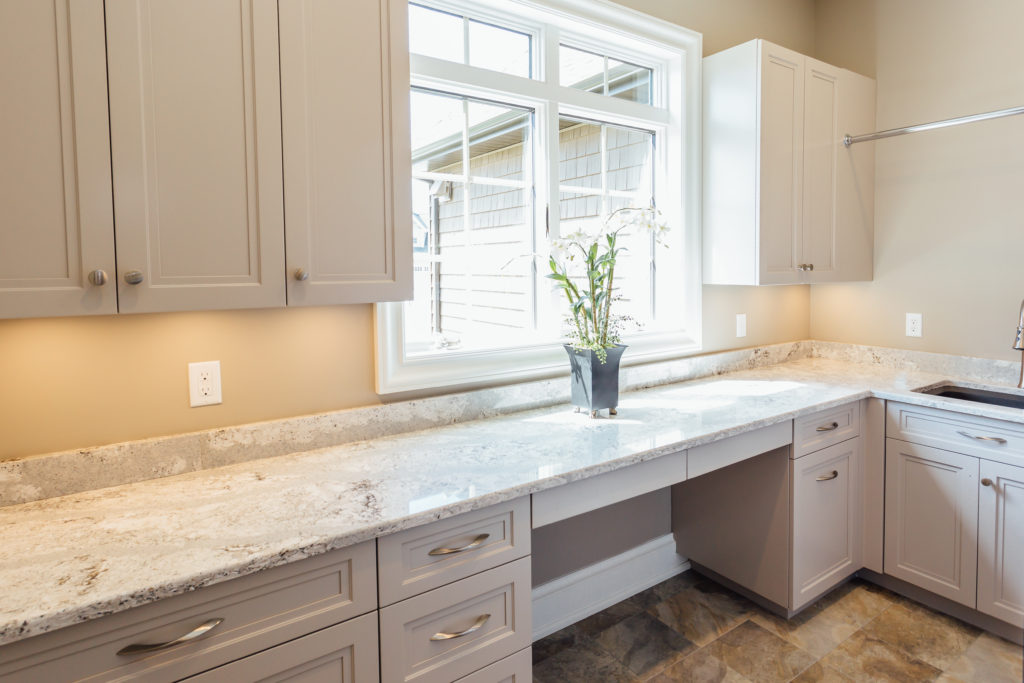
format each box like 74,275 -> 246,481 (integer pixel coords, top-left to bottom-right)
183,612 -> 379,682
883,439 -> 979,607
977,460 -> 1024,626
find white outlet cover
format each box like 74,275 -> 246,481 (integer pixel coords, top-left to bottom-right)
736,313 -> 747,338
188,360 -> 223,407
906,313 -> 923,338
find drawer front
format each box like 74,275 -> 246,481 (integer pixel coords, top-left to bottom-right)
379,498 -> 530,606
887,401 -> 1024,465
380,557 -> 531,683
183,611 -> 379,682
791,437 -> 862,610
455,648 -> 532,683
793,402 -> 860,458
0,541 -> 376,683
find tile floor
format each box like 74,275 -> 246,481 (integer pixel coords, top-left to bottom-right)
532,572 -> 1024,682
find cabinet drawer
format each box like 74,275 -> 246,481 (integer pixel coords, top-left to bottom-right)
183,611 -> 379,682
379,498 -> 530,606
380,557 -> 531,683
887,402 -> 1024,464
455,648 -> 532,683
0,541 -> 376,683
791,437 -> 862,610
793,402 -> 860,458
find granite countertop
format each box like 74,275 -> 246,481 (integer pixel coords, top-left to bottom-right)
2,357 -> 1023,646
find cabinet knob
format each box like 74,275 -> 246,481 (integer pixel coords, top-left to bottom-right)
294,268 -> 310,282
87,269 -> 108,286
123,270 -> 145,285
981,478 -> 994,487
796,264 -> 815,272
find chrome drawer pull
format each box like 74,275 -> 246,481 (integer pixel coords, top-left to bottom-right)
816,470 -> 839,482
816,422 -> 840,432
116,618 -> 224,656
430,614 -> 490,641
956,430 -> 1008,445
428,533 -> 490,556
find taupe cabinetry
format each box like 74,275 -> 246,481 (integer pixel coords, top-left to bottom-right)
279,0 -> 412,305
886,402 -> 1024,626
0,0 -> 117,318
702,39 -> 875,286
674,402 -> 863,613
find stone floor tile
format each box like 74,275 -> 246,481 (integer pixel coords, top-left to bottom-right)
532,624 -> 577,664
594,611 -> 697,676
939,632 -> 1024,683
533,637 -> 638,683
821,630 -> 943,682
749,603 -> 860,659
651,571 -> 702,599
791,661 -> 854,682
860,602 -> 981,670
705,620 -> 817,683
644,647 -> 750,683
575,596 -> 646,636
814,582 -> 894,629
648,583 -> 752,647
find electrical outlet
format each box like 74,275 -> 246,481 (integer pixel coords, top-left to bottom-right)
906,313 -> 922,338
188,361 -> 222,407
736,313 -> 747,338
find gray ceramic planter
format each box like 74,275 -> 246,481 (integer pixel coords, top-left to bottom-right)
564,344 -> 626,416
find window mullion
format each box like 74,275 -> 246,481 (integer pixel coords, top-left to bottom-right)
460,98 -> 473,334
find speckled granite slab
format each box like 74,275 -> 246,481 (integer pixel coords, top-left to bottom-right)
4,356 -> 1024,646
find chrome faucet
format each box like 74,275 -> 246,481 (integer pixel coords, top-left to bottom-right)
1015,299 -> 1024,388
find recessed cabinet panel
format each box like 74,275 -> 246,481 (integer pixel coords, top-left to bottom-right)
801,60 -> 839,276
758,45 -> 803,284
977,460 -> 1024,626
0,0 -> 116,318
280,0 -> 413,305
791,437 -> 862,609
884,439 -> 979,607
106,0 -> 285,313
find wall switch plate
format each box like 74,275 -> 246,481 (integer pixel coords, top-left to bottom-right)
188,361 -> 222,407
736,313 -> 747,338
906,313 -> 923,338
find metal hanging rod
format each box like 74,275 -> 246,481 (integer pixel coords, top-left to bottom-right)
843,105 -> 1024,146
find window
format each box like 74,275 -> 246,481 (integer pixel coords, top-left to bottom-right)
376,0 -> 701,393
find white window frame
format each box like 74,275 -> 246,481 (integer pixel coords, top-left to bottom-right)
376,0 -> 702,394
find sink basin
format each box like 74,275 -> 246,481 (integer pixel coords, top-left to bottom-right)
915,384 -> 1024,410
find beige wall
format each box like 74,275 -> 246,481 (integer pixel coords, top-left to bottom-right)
0,0 -> 816,462
811,0 -> 1024,363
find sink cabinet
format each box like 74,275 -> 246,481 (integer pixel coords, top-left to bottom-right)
702,39 -> 875,286
886,402 -> 1024,627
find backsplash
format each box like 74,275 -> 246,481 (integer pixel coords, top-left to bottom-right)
2,340 -> 1018,508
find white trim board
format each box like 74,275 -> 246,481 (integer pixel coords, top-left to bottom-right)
531,533 -> 690,641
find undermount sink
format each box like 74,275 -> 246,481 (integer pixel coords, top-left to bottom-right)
915,384 -> 1024,410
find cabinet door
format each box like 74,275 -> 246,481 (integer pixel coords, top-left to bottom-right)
792,436 -> 862,610
800,57 -> 840,280
757,42 -> 803,285
106,0 -> 286,314
183,612 -> 379,682
884,439 -> 979,607
0,0 -> 116,318
977,460 -> 1024,627
280,0 -> 412,305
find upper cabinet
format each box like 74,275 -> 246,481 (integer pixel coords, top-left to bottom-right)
106,0 -> 286,313
279,0 -> 412,305
702,40 -> 876,286
0,0 -> 117,318
0,0 -> 411,320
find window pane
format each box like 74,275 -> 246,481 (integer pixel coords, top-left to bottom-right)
559,45 -> 604,93
411,90 -> 464,175
409,4 -> 464,63
605,124 -> 654,197
608,58 -> 653,104
558,118 -> 602,190
468,20 -> 531,78
467,103 -> 531,182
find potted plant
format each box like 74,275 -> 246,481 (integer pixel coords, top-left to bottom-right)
547,207 -> 669,417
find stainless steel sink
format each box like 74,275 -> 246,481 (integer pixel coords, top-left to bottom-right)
915,384 -> 1024,409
